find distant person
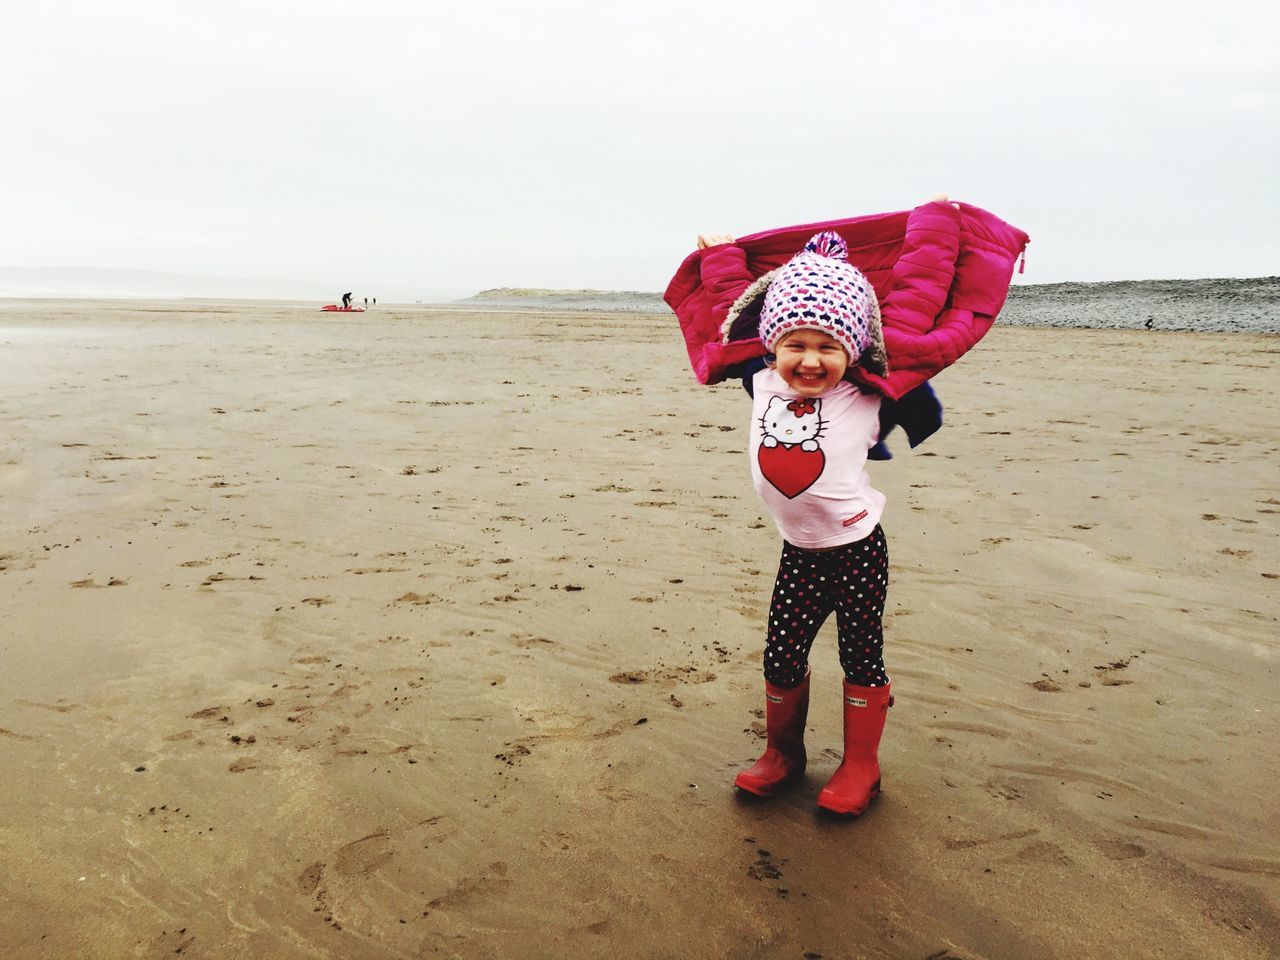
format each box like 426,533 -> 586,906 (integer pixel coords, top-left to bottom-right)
341,291 -> 353,309
1145,317 -> 1154,330
364,297 -> 368,307
372,297 -> 376,306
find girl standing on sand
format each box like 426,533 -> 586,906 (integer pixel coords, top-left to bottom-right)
696,227 -> 896,816
675,197 -> 1026,815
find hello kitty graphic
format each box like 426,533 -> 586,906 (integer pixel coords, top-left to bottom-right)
758,396 -> 826,498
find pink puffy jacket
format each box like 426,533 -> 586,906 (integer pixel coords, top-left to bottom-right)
663,201 -> 1029,401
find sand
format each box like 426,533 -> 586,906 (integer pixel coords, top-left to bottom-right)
1,298 -> 1277,960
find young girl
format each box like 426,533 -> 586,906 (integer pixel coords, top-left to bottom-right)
698,228 -> 894,816
677,198 -> 1027,815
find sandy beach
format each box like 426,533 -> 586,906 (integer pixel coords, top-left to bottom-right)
1,299 -> 1277,959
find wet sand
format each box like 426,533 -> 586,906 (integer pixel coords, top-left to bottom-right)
1,298 -> 1277,959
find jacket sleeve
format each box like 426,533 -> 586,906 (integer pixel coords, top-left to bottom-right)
856,201 -> 963,399
879,201 -> 961,339
699,244 -> 755,331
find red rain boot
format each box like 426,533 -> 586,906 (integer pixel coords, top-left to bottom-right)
734,669 -> 810,796
816,680 -> 892,815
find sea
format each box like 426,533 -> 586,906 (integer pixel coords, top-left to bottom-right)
458,277 -> 1280,335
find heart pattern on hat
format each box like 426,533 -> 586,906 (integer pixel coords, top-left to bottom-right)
757,230 -> 881,368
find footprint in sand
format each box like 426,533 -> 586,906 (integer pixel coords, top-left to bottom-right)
514,636 -> 554,649
1097,840 -> 1146,860
17,700 -> 81,714
188,706 -> 229,721
423,862 -> 510,913
609,667 -> 716,685
298,861 -> 324,895
1008,839 -> 1072,866
333,830 -> 394,878
1030,678 -> 1063,693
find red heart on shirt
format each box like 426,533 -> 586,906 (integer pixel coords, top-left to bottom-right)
758,443 -> 826,499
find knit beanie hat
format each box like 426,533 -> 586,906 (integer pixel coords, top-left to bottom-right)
756,231 -> 884,369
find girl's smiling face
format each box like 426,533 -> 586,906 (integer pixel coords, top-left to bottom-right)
774,329 -> 849,396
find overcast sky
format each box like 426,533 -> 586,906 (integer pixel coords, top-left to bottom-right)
3,1 -> 1276,295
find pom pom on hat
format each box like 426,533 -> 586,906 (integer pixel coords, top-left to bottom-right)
803,230 -> 848,261
757,231 -> 885,372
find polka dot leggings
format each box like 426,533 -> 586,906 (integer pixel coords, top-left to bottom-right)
763,525 -> 889,689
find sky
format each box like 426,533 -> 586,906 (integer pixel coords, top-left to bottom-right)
3,0 -> 1277,297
